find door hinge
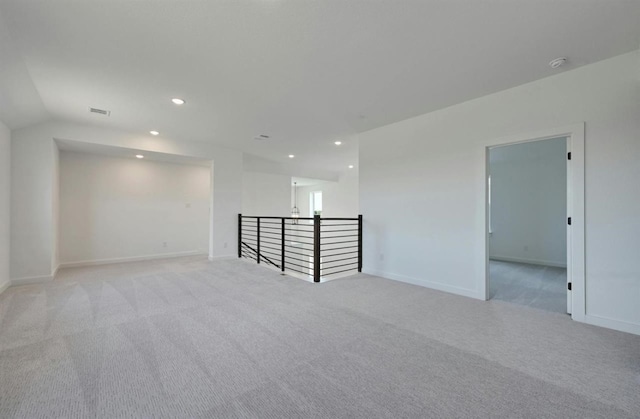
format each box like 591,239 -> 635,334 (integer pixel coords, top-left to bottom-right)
568,282 -> 572,291
567,152 -> 571,160
568,217 -> 572,225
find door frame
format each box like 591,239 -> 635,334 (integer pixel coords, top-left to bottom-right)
482,123 -> 585,321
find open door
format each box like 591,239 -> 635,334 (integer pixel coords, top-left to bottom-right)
487,136 -> 570,314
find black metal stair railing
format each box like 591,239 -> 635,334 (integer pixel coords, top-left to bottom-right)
238,214 -> 362,282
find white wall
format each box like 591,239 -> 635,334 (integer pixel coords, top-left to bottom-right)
359,51 -> 640,334
295,171 -> 359,218
11,121 -> 243,282
489,137 -> 567,267
0,120 -> 10,292
10,127 -> 57,282
59,152 -> 210,265
242,171 -> 291,216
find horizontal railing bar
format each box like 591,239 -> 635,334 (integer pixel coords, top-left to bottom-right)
258,241 -> 282,249
284,238 -> 314,244
320,249 -> 358,257
284,233 -> 314,239
320,230 -> 358,239
259,245 -> 281,253
285,260 -> 314,270
318,217 -> 359,221
321,252 -> 358,259
284,255 -> 313,264
320,239 -> 359,245
320,229 -> 359,233
283,248 -> 314,258
322,261 -> 358,271
283,242 -> 313,248
323,267 -> 358,277
320,245 -> 359,251
320,234 -> 358,239
259,224 -> 281,230
257,233 -> 280,239
284,243 -> 314,249
284,237 -> 314,243
319,224 -> 359,227
260,238 -> 282,244
320,255 -> 358,264
260,231 -> 282,239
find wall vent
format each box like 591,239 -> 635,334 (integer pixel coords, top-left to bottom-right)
89,107 -> 111,116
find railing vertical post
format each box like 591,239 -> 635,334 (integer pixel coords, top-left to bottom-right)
358,214 -> 363,272
313,214 -> 321,282
238,214 -> 242,258
257,217 -> 261,264
281,218 -> 285,272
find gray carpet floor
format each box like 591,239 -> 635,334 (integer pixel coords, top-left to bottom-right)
1,256 -> 639,418
489,260 -> 567,313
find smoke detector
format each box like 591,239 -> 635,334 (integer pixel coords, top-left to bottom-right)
89,107 -> 111,116
549,57 -> 567,69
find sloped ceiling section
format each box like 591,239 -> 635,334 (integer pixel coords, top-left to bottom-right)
0,10 -> 49,129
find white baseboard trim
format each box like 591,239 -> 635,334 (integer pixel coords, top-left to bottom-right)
11,274 -> 55,286
0,280 -> 10,295
583,314 -> 640,336
489,255 -> 567,268
362,268 -> 483,300
58,251 -> 207,269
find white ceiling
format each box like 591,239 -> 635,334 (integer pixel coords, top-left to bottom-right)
1,1 -> 639,174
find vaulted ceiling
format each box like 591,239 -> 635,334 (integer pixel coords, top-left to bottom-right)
1,0 -> 639,173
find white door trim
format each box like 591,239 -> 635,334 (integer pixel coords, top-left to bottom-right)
481,123 -> 585,321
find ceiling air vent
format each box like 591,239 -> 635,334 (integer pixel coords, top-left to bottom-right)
89,107 -> 111,116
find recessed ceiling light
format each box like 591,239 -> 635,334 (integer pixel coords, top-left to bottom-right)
149,130 -> 159,136
136,154 -> 144,159
334,141 -> 342,145
288,154 -> 295,159
171,98 -> 185,105
549,57 -> 567,69
348,165 -> 354,169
